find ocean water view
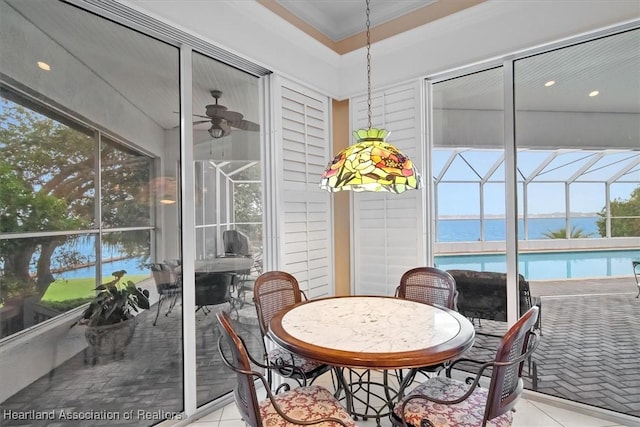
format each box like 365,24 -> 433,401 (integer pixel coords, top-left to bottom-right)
437,216 -> 600,242
59,256 -> 150,280
48,216 -> 636,282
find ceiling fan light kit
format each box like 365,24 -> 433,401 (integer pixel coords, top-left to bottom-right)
208,117 -> 231,139
320,0 -> 421,194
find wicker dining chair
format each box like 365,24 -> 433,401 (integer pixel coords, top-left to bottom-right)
391,306 -> 540,427
253,271 -> 332,388
395,267 -> 458,377
216,311 -> 356,427
396,267 -> 458,310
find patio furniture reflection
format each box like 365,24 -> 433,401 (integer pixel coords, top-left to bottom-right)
195,272 -> 233,315
149,262 -> 181,326
633,261 -> 639,298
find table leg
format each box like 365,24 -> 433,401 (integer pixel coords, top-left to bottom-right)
334,368 -> 414,427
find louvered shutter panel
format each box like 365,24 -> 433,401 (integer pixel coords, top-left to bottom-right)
273,78 -> 334,298
352,81 -> 425,295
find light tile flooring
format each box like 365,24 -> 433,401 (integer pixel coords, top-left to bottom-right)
184,370 -> 636,427
188,398 -> 631,427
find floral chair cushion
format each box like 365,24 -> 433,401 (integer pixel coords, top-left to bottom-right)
268,346 -> 326,373
259,385 -> 356,427
393,376 -> 513,427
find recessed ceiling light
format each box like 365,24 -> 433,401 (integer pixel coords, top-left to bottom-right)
589,90 -> 599,97
37,61 -> 51,71
544,80 -> 555,87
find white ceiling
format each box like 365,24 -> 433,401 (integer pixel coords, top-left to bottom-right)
275,0 -> 434,42
2,0 -> 639,149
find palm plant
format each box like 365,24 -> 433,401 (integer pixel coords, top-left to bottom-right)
542,225 -> 593,239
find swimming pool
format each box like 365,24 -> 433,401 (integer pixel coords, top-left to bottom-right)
434,249 -> 640,280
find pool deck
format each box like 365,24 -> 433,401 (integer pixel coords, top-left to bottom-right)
466,275 -> 640,418
529,275 -> 638,297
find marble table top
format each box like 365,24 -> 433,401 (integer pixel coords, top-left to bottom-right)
269,296 -> 475,369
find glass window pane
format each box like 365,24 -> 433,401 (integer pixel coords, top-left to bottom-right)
0,94 -> 96,234
191,50 -> 262,407
101,138 -> 152,228
1,0 -> 183,418
515,28 -> 640,414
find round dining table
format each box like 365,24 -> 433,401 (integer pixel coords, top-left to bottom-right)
268,295 -> 475,425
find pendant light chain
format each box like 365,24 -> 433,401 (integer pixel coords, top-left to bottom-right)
366,0 -> 372,130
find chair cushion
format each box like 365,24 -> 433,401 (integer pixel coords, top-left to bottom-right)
393,376 -> 513,427
268,346 -> 326,373
260,385 -> 356,426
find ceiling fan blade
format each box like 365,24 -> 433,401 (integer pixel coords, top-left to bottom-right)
193,119 -> 210,125
219,110 -> 243,123
231,119 -> 260,131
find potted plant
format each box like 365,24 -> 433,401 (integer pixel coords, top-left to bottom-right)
73,270 -> 150,361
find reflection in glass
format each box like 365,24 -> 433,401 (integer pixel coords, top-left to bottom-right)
191,51 -> 263,407
515,28 -> 640,414
101,138 -> 152,228
432,67 -> 505,248
0,0 -> 183,420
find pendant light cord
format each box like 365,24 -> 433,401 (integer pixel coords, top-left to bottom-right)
366,0 -> 372,130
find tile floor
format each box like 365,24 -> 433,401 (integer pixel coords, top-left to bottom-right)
187,397 -> 633,427
184,369 -> 638,427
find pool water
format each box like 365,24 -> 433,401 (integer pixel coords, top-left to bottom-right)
435,249 -> 640,280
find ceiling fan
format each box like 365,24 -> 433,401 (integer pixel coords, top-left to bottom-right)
191,89 -> 259,138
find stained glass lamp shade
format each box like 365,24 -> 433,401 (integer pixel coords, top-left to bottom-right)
320,128 -> 422,194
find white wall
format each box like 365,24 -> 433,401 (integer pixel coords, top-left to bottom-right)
123,0 -> 639,100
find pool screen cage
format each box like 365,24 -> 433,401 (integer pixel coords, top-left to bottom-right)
433,148 -> 640,242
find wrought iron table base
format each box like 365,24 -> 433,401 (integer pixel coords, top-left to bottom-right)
334,367 -> 414,427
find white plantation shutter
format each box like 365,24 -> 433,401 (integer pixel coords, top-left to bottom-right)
272,77 -> 334,298
352,81 -> 425,295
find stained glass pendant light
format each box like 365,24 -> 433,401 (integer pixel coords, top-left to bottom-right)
320,0 -> 421,194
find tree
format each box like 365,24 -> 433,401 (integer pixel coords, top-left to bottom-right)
0,100 -> 150,299
233,165 -> 262,250
542,226 -> 593,239
596,186 -> 640,237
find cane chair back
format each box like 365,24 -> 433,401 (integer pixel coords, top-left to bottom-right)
392,306 -> 540,427
217,310 -> 267,426
484,305 -> 539,421
253,271 -> 330,387
216,311 -> 355,427
397,267 -> 457,309
254,271 -> 304,338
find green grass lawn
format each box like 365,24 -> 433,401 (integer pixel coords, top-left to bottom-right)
42,274 -> 149,301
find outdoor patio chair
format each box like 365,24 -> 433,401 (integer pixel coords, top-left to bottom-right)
231,250 -> 264,310
149,263 -> 181,326
223,229 -> 251,257
215,310 -> 356,427
633,261 -> 639,298
391,306 -> 540,427
195,272 -> 234,315
253,271 -> 332,389
395,267 -> 458,377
